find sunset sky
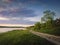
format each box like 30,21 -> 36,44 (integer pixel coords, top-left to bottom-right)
0,0 -> 60,26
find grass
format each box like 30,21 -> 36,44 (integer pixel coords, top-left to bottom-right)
34,28 -> 60,36
0,30 -> 55,45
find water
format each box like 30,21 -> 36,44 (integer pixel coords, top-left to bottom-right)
0,28 -> 25,33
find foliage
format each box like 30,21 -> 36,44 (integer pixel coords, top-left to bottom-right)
34,22 -> 41,30
54,18 -> 60,27
26,10 -> 60,36
26,26 -> 34,30
41,10 -> 55,29
32,10 -> 60,36
43,10 -> 55,21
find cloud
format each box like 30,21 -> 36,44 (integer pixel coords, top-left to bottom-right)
24,16 -> 40,22
11,9 -> 36,17
0,0 -> 42,25
0,14 -> 23,21
0,0 -> 36,18
0,17 -> 10,20
2,0 -> 12,3
0,1 -> 37,25
0,0 -> 43,25
0,18 -> 35,25
0,7 -> 36,18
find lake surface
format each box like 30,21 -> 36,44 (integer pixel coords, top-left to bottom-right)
0,28 -> 25,33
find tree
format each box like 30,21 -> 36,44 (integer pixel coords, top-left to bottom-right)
26,26 -> 34,30
55,18 -> 60,27
41,10 -> 56,29
34,22 -> 41,30
41,10 -> 55,22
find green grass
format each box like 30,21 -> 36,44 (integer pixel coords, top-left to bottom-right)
0,30 -> 55,45
34,28 -> 60,36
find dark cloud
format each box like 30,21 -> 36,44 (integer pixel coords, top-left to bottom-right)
11,9 -> 36,17
0,8 -> 36,18
0,0 -> 37,18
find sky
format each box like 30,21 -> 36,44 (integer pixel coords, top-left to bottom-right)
0,0 -> 60,26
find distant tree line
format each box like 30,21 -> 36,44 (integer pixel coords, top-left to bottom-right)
0,26 -> 25,28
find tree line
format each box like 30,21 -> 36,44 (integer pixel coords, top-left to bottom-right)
27,10 -> 60,35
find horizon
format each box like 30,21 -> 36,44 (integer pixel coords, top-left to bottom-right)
0,0 -> 60,26
0,24 -> 33,27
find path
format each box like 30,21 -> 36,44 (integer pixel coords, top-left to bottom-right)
30,30 -> 60,45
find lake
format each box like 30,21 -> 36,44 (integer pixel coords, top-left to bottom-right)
0,28 -> 25,33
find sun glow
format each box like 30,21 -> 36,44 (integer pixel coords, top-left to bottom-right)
0,24 -> 33,27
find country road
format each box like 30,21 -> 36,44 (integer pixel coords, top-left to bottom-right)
30,30 -> 60,45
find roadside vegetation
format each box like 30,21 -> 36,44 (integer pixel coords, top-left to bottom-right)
0,30 -> 55,45
27,10 -> 60,36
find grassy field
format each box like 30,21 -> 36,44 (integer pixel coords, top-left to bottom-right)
0,30 -> 55,45
34,28 -> 60,36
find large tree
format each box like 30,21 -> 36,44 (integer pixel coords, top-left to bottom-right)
41,10 -> 56,29
41,10 -> 55,22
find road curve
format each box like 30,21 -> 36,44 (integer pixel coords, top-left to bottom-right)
30,30 -> 60,45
